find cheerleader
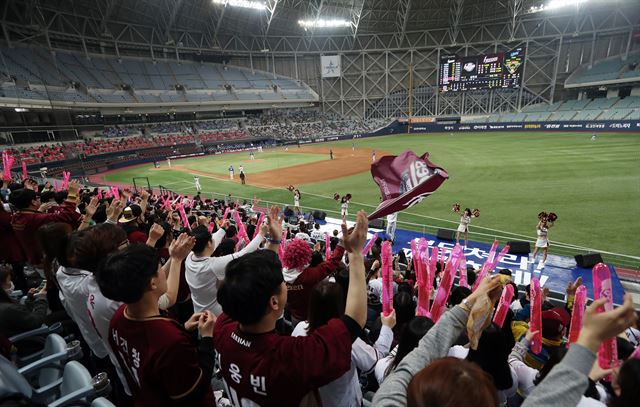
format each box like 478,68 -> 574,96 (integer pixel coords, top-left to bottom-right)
452,204 -> 479,248
340,195 -> 351,219
293,189 -> 301,214
531,212 -> 556,267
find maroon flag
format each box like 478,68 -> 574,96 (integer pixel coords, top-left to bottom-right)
369,150 -> 449,220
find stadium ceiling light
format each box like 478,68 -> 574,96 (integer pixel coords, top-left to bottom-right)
298,19 -> 351,29
212,0 -> 266,11
529,0 -> 589,13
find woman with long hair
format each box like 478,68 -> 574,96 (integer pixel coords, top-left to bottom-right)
456,208 -> 473,248
292,280 -> 396,407
375,316 -> 434,385
466,323 -> 518,404
531,214 -> 553,267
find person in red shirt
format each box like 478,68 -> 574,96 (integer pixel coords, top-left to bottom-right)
214,208 -> 368,406
9,180 -> 81,266
95,242 -> 216,407
281,237 -> 346,323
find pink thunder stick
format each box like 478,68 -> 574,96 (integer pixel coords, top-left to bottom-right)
61,171 -> 71,190
325,233 -> 331,259
567,285 -> 587,346
529,277 -> 543,354
2,151 -> 15,179
439,247 -> 445,276
361,233 -> 378,256
176,203 -> 191,231
110,187 -> 120,200
207,222 -> 215,233
253,212 -> 265,239
221,207 -> 231,221
413,240 -> 427,316
489,244 -> 511,270
21,161 -> 27,180
472,241 -> 499,291
232,210 -> 250,244
417,240 -> 433,317
96,189 -> 103,200
493,284 -> 515,327
430,245 -> 464,322
381,241 -> 394,317
458,251 -> 469,288
592,263 -> 618,380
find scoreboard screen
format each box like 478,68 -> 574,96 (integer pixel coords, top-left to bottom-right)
439,47 -> 525,92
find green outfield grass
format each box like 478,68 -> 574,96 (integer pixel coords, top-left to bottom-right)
176,150 -> 328,175
104,132 -> 640,260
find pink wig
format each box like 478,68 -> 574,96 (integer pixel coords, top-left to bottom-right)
282,238 -> 313,270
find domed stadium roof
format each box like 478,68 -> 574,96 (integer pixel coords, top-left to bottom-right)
1,0 -> 638,54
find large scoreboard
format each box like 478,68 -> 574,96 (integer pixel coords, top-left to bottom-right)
439,47 -> 525,92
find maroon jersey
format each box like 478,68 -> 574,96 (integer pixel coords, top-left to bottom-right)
213,313 -> 356,406
109,305 -> 214,406
286,245 -> 345,321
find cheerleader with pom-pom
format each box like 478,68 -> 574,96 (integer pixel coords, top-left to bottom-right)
531,212 -> 557,267
452,203 -> 479,248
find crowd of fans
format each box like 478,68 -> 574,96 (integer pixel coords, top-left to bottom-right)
3,111 -> 390,171
0,175 -> 638,406
247,118 -> 387,141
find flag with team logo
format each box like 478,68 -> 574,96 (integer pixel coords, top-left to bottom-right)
368,150 -> 449,220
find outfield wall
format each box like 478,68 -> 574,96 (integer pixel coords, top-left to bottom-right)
407,120 -> 640,133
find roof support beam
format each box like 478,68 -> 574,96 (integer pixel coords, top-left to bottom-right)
449,0 -> 464,44
350,0 -> 366,39
263,0 -> 280,38
396,0 -> 411,41
163,0 -> 184,43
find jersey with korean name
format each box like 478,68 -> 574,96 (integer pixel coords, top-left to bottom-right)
212,313 -> 353,406
108,305 -> 214,406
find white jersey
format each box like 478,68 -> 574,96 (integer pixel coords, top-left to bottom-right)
56,266 -> 108,359
86,276 -> 131,395
293,321 -> 393,407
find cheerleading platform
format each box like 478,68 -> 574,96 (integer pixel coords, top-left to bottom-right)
316,217 -> 626,305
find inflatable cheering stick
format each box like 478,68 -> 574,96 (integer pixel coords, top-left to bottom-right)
529,278 -> 543,354
567,285 -> 587,346
362,233 -> 378,256
493,284 -> 515,328
381,241 -> 394,317
430,245 -> 463,322
253,212 -> 265,239
592,263 -> 618,381
325,232 -> 331,259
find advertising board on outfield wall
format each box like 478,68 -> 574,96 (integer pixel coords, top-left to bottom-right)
405,120 -> 640,133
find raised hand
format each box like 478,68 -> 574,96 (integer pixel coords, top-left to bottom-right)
67,180 -> 81,196
267,205 -> 283,240
566,276 -> 583,296
169,233 -> 196,260
140,189 -> 150,201
38,201 -> 57,213
466,274 -> 503,307
341,210 -> 367,253
577,294 -> 637,352
85,196 -> 100,218
148,223 -> 165,242
381,309 -> 397,328
106,199 -> 125,222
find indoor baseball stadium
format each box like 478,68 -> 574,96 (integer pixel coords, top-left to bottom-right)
0,0 -> 639,405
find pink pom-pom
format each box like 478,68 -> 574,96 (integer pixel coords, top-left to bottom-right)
281,238 -> 313,270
